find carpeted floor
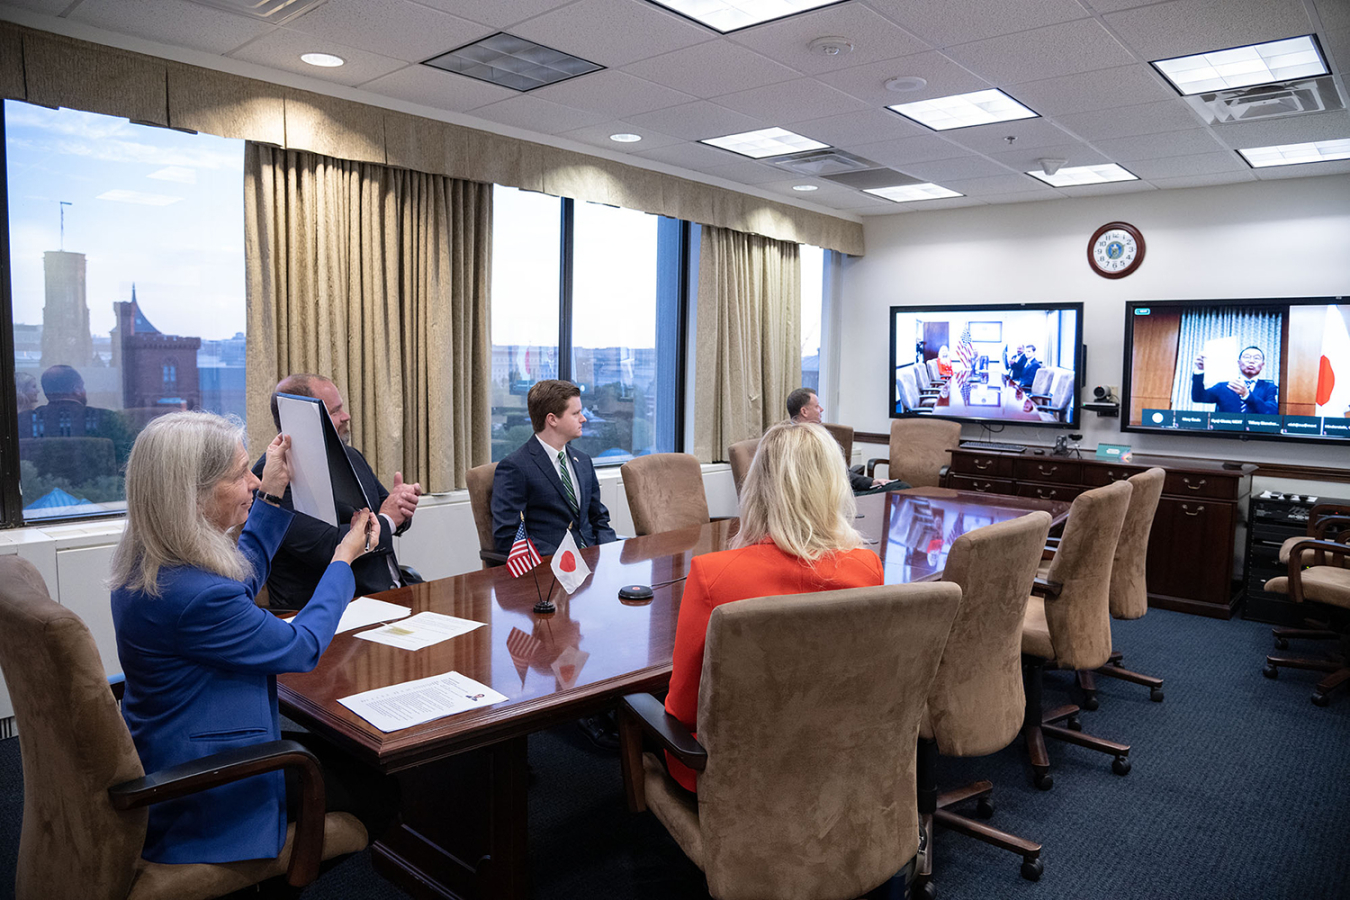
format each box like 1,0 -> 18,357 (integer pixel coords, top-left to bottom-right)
1,608 -> 1346,899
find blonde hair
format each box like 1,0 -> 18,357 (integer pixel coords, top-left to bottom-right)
109,411 -> 252,597
733,421 -> 863,561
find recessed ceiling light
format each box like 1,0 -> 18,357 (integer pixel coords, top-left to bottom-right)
792,184 -> 819,192
884,76 -> 927,93
1152,35 -> 1328,96
887,89 -> 1038,131
1027,163 -> 1139,187
649,0 -> 843,34
300,52 -> 344,67
1238,139 -> 1350,168
700,127 -> 829,160
863,184 -> 963,203
609,133 -> 643,143
424,33 -> 602,92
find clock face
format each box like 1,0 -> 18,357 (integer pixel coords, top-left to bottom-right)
1088,222 -> 1145,279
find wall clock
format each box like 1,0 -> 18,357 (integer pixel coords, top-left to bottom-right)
1087,221 -> 1145,279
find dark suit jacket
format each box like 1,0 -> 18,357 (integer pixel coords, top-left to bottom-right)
1005,350 -> 1027,381
492,437 -> 616,557
1018,359 -> 1042,390
251,444 -> 405,610
1190,373 -> 1278,414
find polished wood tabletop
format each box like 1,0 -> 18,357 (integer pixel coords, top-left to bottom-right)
277,487 -> 1069,772
929,373 -> 1047,422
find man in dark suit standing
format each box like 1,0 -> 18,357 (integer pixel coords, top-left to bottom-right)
252,374 -> 422,610
1191,346 -> 1279,414
492,379 -> 616,557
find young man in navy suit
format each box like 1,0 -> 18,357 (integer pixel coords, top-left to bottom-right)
492,379 -> 616,557
1191,346 -> 1279,414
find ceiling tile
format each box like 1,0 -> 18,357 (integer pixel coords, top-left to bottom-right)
511,0 -> 714,68
469,94 -> 610,134
940,173 -> 1058,196
1056,180 -> 1159,198
1128,151 -> 1248,178
946,19 -> 1138,84
789,109 -> 927,147
1054,99 -> 1205,141
1325,27 -> 1350,80
530,70 -> 694,117
817,51 -> 990,106
1092,129 -> 1228,161
70,0 -> 274,55
894,155 -> 1016,182
884,194 -> 989,211
938,118 -> 1081,154
555,119 -> 685,153
985,142 -> 1112,171
633,140 -> 749,172
1317,0 -> 1350,31
726,4 -> 930,75
847,134 -> 968,166
808,191 -> 883,210
228,27 -> 407,87
1147,171 -> 1259,189
1208,110 -> 1350,150
622,39 -> 801,98
281,0 -> 489,63
701,159 -> 794,185
1103,0 -> 1314,62
626,100 -> 768,141
0,0 -> 70,13
1007,65 -> 1177,117
868,0 -> 1092,47
713,78 -> 869,122
360,64 -> 518,111
414,0 -> 576,30
755,178 -> 864,203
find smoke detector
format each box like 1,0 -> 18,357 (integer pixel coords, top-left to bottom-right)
808,37 -> 853,58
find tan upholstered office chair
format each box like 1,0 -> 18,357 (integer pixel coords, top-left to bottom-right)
1268,504 -> 1350,652
1262,519 -> 1350,706
1076,468 -> 1167,707
1021,480 -> 1133,789
868,418 -> 962,488
1033,369 -> 1075,423
916,512 -> 1053,896
0,556 -> 367,900
896,366 -> 938,414
466,461 -> 506,568
821,422 -> 854,466
621,453 -> 709,536
726,438 -> 760,498
619,582 -> 961,900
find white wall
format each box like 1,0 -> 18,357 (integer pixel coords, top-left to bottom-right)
838,174 -> 1350,469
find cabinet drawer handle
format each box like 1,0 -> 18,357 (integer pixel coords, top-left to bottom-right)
1182,504 -> 1205,517
1183,477 -> 1206,491
1038,465 -> 1057,476
1106,470 -> 1123,482
973,459 -> 992,471
975,482 -> 990,493
1036,488 -> 1057,499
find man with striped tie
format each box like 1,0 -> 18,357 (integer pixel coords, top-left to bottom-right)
491,379 -> 617,559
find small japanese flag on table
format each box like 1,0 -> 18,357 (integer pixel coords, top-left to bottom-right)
550,528 -> 591,594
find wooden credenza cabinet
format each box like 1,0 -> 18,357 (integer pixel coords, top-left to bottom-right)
948,448 -> 1255,618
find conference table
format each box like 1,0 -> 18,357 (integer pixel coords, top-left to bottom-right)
929,373 -> 1047,422
277,487 -> 1070,900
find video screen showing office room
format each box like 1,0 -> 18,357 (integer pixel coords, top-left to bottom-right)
1123,299 -> 1350,442
891,305 -> 1081,427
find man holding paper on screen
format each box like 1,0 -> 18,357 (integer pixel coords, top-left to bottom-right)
1191,345 -> 1279,414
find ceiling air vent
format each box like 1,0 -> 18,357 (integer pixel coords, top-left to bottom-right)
1187,76 -> 1346,125
769,149 -> 880,177
184,0 -> 329,23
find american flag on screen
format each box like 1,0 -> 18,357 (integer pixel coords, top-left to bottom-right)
956,323 -> 978,371
507,520 -> 541,577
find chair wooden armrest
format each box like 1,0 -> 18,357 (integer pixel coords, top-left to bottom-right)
480,549 -> 508,567
1031,577 -> 1063,599
1311,516 -> 1350,540
618,693 -> 707,814
1282,539 -> 1350,603
867,457 -> 888,478
109,739 -> 327,886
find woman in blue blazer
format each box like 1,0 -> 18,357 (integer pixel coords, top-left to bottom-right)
110,411 -> 376,865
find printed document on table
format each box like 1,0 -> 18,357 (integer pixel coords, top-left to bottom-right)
338,671 -> 507,732
336,596 -> 411,633
355,611 -> 484,650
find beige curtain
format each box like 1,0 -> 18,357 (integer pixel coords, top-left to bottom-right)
244,143 -> 491,492
694,226 -> 802,462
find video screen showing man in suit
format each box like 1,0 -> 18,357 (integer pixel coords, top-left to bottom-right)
1191,346 -> 1279,414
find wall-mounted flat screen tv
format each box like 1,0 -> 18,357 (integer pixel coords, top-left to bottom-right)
890,303 -> 1083,429
1121,296 -> 1350,444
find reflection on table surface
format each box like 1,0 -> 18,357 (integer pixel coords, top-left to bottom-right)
930,373 -> 1044,422
277,488 -> 1067,771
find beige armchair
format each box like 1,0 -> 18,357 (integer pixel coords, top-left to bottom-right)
727,438 -> 760,498
466,461 -> 506,568
917,511 -> 1053,895
0,556 -> 367,900
1269,503 -> 1350,652
821,422 -> 854,466
621,452 -> 710,536
867,418 -> 962,488
619,582 -> 961,900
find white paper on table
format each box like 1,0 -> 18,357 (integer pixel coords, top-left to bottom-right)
277,395 -> 337,525
1201,336 -> 1239,390
338,671 -> 507,733
354,611 -> 484,650
336,596 -> 412,633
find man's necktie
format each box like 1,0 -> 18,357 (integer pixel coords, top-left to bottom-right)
558,450 -> 580,516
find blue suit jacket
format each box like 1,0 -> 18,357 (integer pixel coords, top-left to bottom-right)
1191,373 -> 1279,414
1018,359 -> 1042,390
111,501 -> 353,864
491,437 -> 616,556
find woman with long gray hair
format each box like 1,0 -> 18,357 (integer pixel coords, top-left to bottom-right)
110,410 -> 376,865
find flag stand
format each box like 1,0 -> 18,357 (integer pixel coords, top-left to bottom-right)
534,577 -> 557,615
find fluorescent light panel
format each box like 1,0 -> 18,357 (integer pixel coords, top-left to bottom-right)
1239,139 -> 1350,168
887,89 -> 1037,131
1153,35 -> 1327,95
700,127 -> 828,159
648,0 -> 843,33
423,33 -> 601,92
1027,163 -> 1138,187
864,184 -> 962,203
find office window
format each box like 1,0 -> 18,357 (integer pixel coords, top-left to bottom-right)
800,244 -> 825,392
4,100 -> 245,523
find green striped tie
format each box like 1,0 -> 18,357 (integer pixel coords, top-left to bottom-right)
558,450 -> 580,518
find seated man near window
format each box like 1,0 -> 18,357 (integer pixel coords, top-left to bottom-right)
786,388 -> 908,493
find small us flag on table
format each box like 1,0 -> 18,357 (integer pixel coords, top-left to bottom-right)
507,519 -> 541,577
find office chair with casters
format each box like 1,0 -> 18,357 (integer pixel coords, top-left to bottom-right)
867,418 -> 962,488
466,461 -> 507,568
1270,504 -> 1350,651
1262,524 -> 1350,706
0,556 -> 368,900
915,511 -> 1054,898
618,582 -> 961,900
1021,480 -> 1132,789
726,437 -> 760,498
621,452 -> 709,536
1075,467 -> 1166,708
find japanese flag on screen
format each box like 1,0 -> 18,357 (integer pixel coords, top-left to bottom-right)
1315,305 -> 1350,419
550,529 -> 591,595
